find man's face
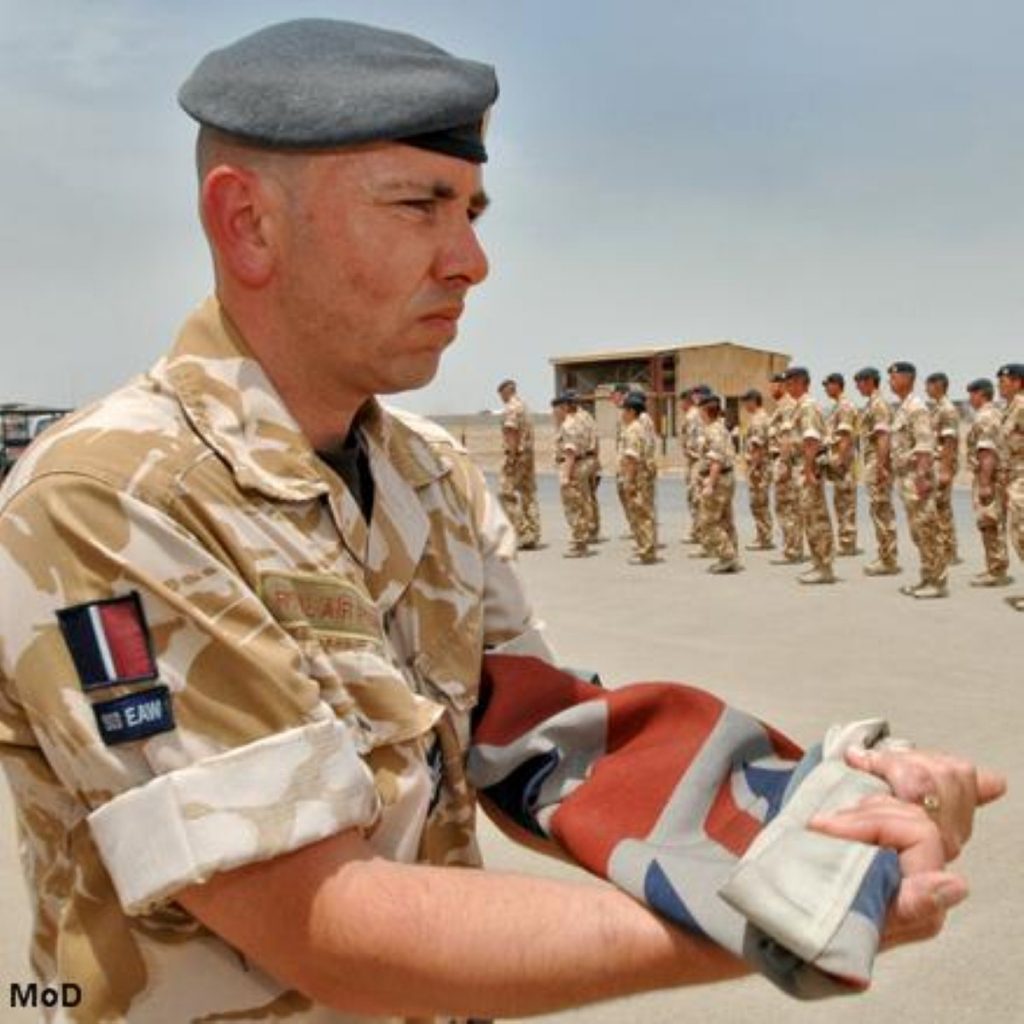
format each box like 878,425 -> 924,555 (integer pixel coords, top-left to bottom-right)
967,390 -> 986,411
889,371 -> 912,397
926,380 -> 945,402
855,377 -> 873,397
769,382 -> 784,401
741,399 -> 756,416
552,405 -> 566,425
498,384 -> 514,404
998,374 -> 1020,401
271,143 -> 489,399
825,382 -> 841,401
786,376 -> 805,398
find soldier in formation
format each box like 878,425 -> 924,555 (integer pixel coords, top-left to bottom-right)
964,378 -> 1011,587
786,368 -> 836,584
552,394 -> 593,558
696,394 -> 740,574
497,378 -> 541,550
768,371 -> 804,563
926,372 -> 961,567
998,363 -> 1024,610
617,392 -> 659,564
823,372 -> 860,557
679,385 -> 707,544
740,388 -> 774,550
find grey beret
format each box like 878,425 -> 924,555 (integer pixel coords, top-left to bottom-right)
179,19 -> 498,161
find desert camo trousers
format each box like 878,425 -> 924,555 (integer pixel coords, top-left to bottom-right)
685,460 -> 701,540
587,462 -> 602,541
973,481 -> 1010,577
498,454 -> 541,546
897,475 -> 948,585
560,466 -> 591,549
747,461 -> 772,546
1011,477 -> 1024,562
700,474 -> 737,562
864,462 -> 898,567
935,477 -> 959,564
831,465 -> 858,554
799,473 -> 835,571
622,470 -> 657,560
773,458 -> 804,559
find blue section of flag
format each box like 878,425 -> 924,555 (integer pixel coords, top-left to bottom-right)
57,606 -> 109,689
851,848 -> 901,928
743,764 -> 793,823
482,748 -> 561,836
644,860 -> 707,937
92,686 -> 174,746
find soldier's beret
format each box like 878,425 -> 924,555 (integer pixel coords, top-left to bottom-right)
178,19 -> 498,162
693,383 -> 712,395
623,393 -> 647,412
678,386 -> 693,399
740,388 -> 762,402
702,393 -> 723,410
786,366 -> 810,382
550,395 -> 568,407
853,366 -> 881,383
822,372 -> 845,387
966,377 -> 994,395
888,361 -> 916,375
770,371 -> 787,384
562,389 -> 579,403
496,378 -> 515,391
996,363 -> 1024,380
925,371 -> 949,387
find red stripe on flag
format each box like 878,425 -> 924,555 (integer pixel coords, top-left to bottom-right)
98,601 -> 155,681
550,684 -> 726,874
704,774 -> 763,858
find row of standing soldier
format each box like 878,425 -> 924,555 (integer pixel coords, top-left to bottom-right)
495,363 -> 1024,609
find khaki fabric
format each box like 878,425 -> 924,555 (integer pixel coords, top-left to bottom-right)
744,409 -> 772,546
618,419 -> 657,559
0,297 -> 551,1024
859,391 -> 898,567
1003,393 -> 1024,562
498,396 -> 540,546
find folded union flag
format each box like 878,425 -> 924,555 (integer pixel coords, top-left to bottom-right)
469,655 -> 902,999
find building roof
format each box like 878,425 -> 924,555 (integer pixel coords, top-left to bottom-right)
549,340 -> 789,365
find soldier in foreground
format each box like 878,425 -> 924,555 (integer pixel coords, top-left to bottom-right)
855,366 -> 901,576
618,392 -> 659,564
0,18 -> 1006,1023
697,394 -> 741,574
786,368 -> 836,585
998,363 -> 1024,610
496,378 -> 541,550
889,362 -> 949,598
823,372 -> 860,556
740,388 -> 774,550
926,371 -> 962,568
964,379 -> 1011,588
769,370 -> 805,563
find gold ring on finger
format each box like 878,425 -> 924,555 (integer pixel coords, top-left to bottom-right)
922,793 -> 941,816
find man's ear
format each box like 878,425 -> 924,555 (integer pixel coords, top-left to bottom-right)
201,165 -> 277,287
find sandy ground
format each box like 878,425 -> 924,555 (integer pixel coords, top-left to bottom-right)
2,476 -> 1020,1022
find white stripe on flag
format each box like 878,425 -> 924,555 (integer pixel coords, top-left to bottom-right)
88,604 -> 117,682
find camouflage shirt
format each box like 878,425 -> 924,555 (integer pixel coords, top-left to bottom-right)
0,297 -> 551,1024
792,394 -> 826,464
682,406 -> 704,463
743,408 -> 770,454
859,391 -> 893,466
826,395 -> 858,452
618,419 -> 657,477
501,395 -> 534,457
966,402 -> 1006,475
1002,392 -> 1024,484
769,394 -> 797,461
701,420 -> 735,472
892,393 -> 936,477
930,395 -> 960,471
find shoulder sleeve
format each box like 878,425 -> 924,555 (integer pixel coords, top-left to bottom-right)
911,405 -> 936,453
0,476 -> 381,916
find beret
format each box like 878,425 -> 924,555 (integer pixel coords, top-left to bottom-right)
770,371 -> 788,384
692,383 -> 712,395
179,19 -> 498,161
925,371 -> 949,387
853,366 -> 881,382
888,361 -> 916,375
786,366 -> 810,381
550,395 -> 568,407
678,387 -> 693,399
562,389 -> 579,403
496,378 -> 515,391
740,388 -> 762,402
822,372 -> 844,387
966,377 -> 994,394
701,393 -> 723,409
996,363 -> 1024,379
623,393 -> 647,412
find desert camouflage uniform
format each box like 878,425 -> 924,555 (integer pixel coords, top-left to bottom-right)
698,420 -> 738,564
966,402 -> 1010,579
1002,391 -> 1024,565
792,394 -> 835,574
770,394 -> 804,559
556,410 -> 594,552
893,393 -> 947,587
618,419 -> 657,561
930,395 -> 961,565
682,406 -> 704,542
497,394 -> 540,548
743,408 -> 772,546
860,391 -> 899,569
574,406 -> 602,542
0,297 -> 552,1024
826,395 -> 859,554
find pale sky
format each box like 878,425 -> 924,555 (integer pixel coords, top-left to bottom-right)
2,0 -> 1022,415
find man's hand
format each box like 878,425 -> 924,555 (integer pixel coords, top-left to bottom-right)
844,746 -> 1007,860
914,473 -> 933,499
810,795 -> 968,947
937,466 -> 952,488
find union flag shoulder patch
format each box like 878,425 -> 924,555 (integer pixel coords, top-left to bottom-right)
57,591 -> 158,691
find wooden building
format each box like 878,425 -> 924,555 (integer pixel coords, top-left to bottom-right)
550,341 -> 791,439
